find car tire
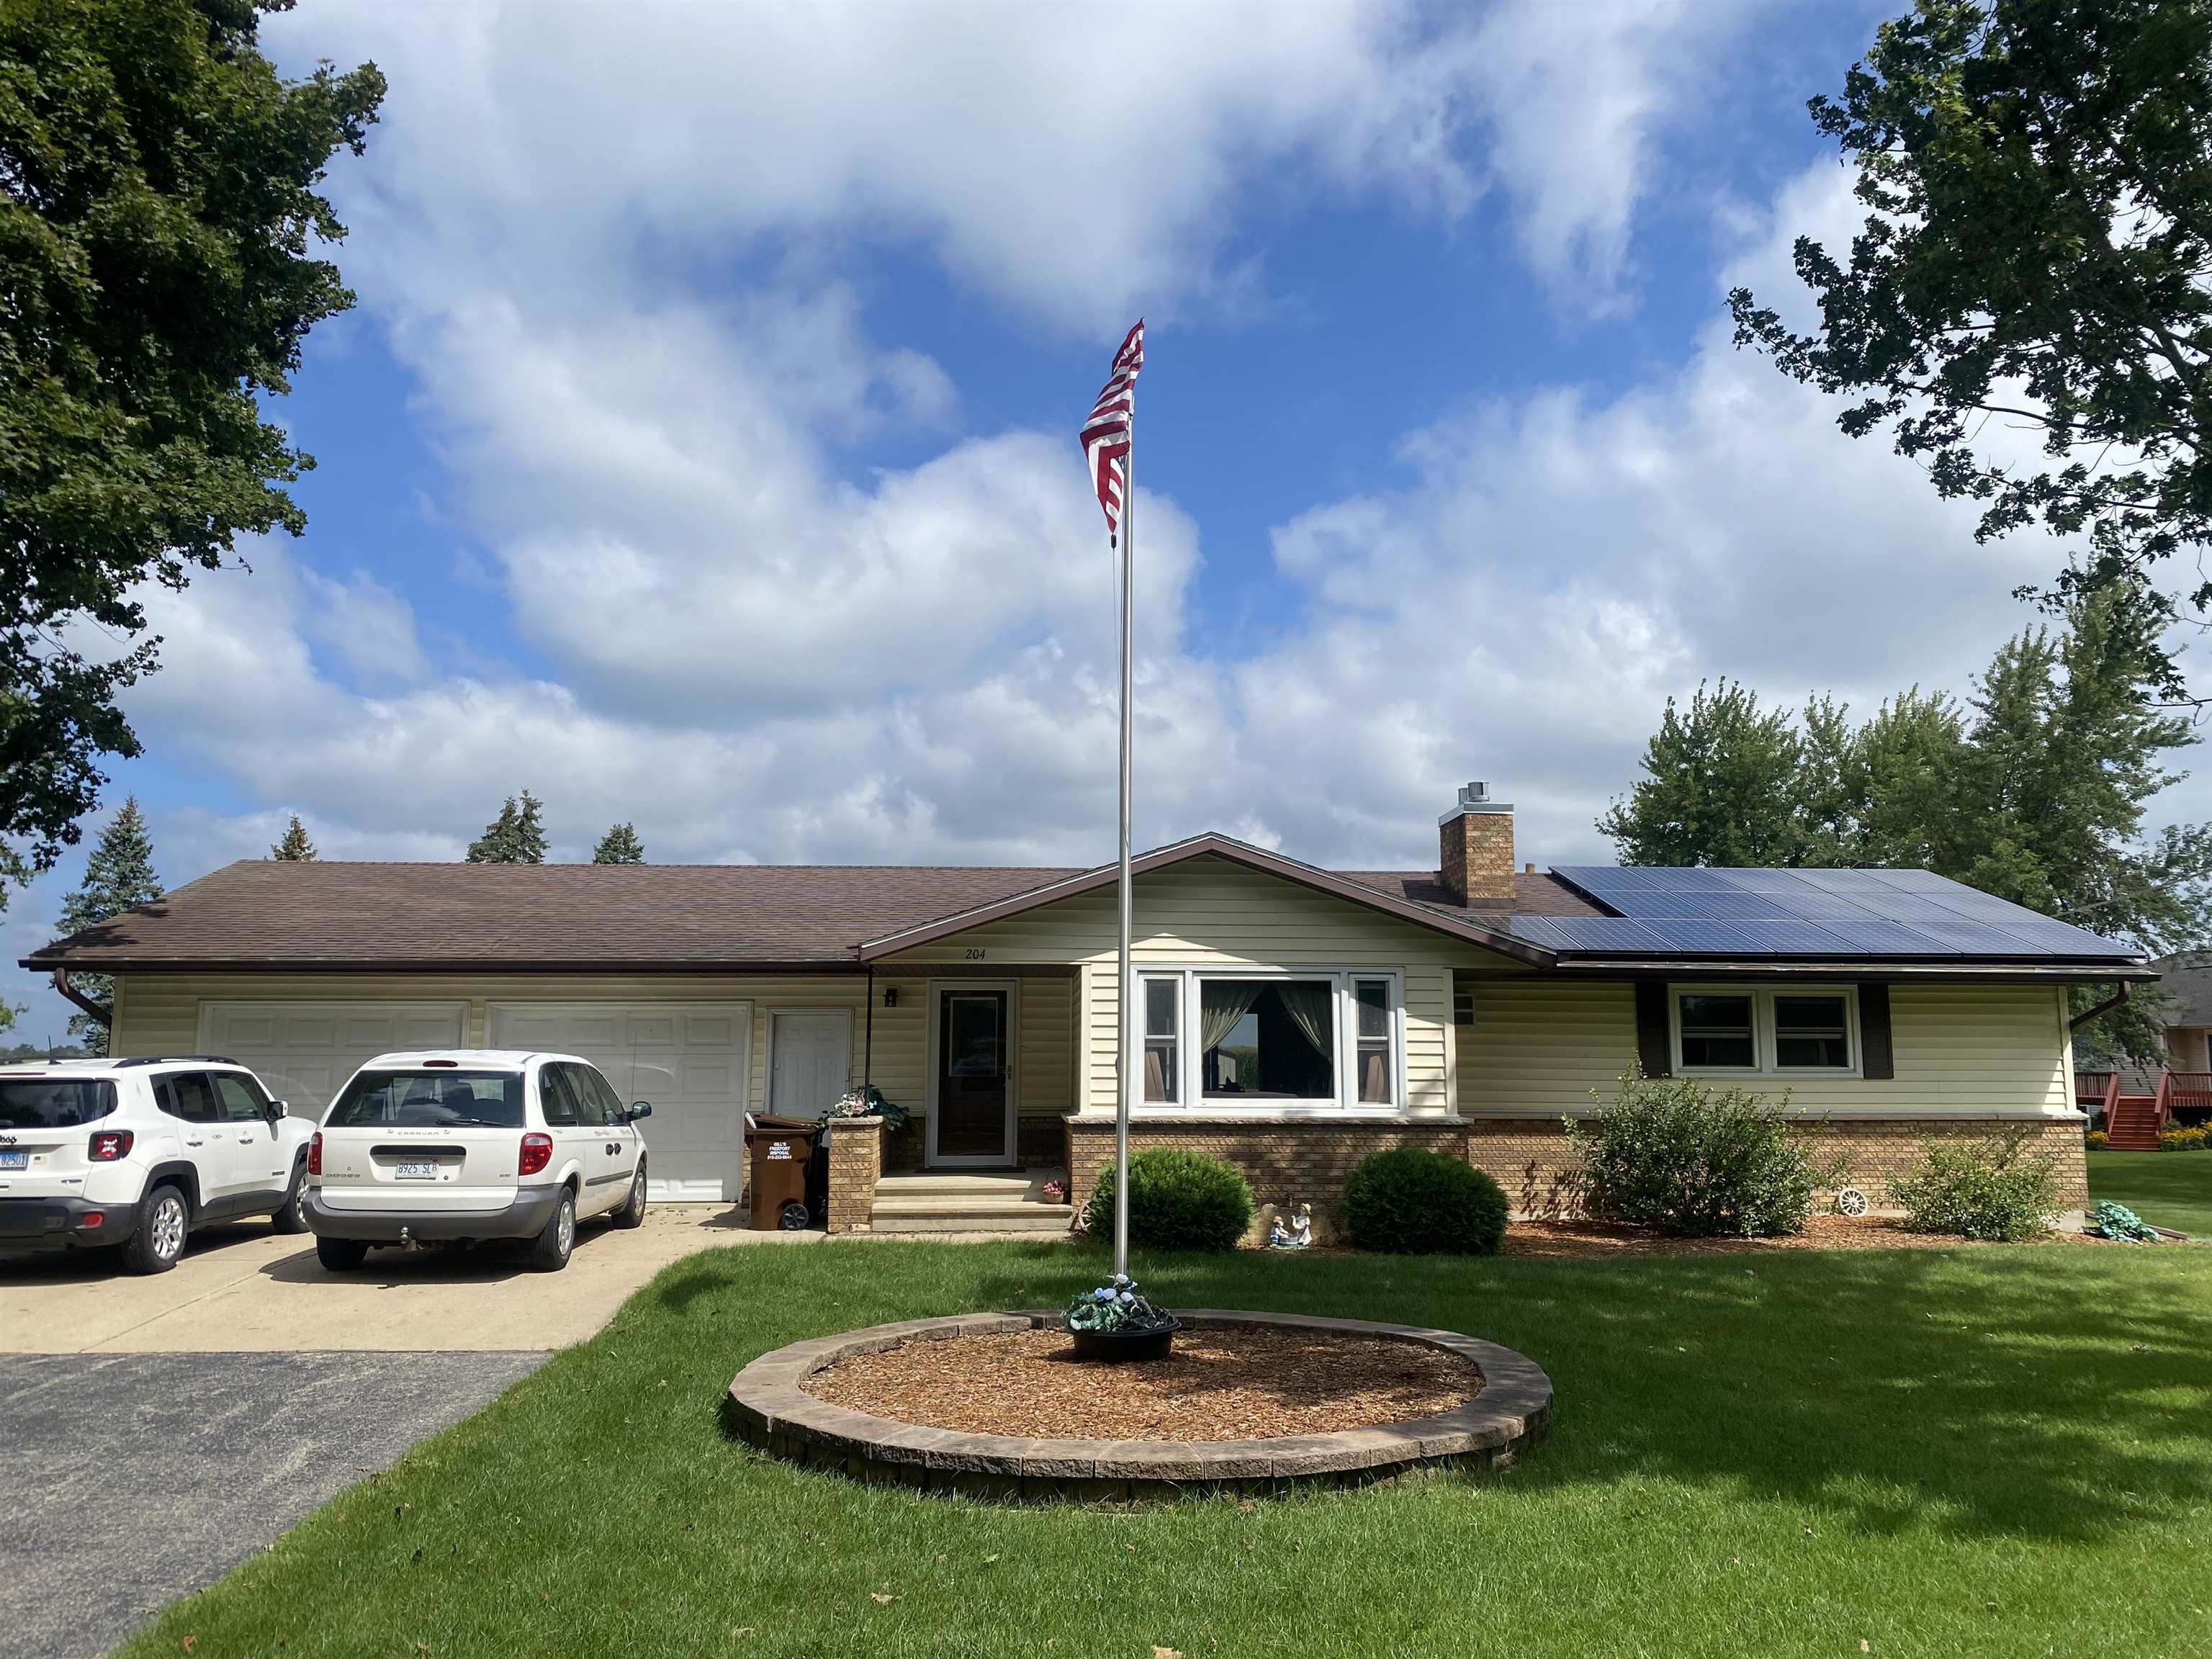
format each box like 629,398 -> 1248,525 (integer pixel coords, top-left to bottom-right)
611,1160 -> 647,1230
315,1236 -> 369,1272
529,1188 -> 576,1272
271,1157 -> 310,1234
121,1183 -> 190,1275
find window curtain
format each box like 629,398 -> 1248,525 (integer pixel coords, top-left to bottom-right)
1199,981 -> 1264,1054
1274,980 -> 1336,1060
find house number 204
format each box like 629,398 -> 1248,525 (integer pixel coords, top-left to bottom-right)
964,948 -> 987,960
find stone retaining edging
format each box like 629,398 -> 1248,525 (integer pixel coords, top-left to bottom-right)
726,1310 -> 1552,1500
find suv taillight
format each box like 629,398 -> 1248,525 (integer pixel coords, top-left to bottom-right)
518,1132 -> 553,1177
307,1132 -> 323,1177
89,1129 -> 134,1161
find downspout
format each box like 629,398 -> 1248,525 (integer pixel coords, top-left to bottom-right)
51,967 -> 112,1031
863,963 -> 874,1097
2068,980 -> 2131,1033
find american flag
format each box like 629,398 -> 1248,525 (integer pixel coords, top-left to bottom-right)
1079,319 -> 1144,539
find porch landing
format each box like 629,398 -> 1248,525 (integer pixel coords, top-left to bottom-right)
872,1169 -> 1074,1235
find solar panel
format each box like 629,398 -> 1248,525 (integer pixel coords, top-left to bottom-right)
1525,917 -> 1686,952
1540,863 -> 2139,960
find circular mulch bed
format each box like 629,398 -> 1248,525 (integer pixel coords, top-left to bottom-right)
726,1311 -> 1552,1501
806,1323 -> 1480,1442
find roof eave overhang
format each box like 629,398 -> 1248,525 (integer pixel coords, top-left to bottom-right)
18,956 -> 878,976
1538,956 -> 2157,982
856,832 -> 1558,967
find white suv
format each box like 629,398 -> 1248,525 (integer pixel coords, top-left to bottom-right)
306,1051 -> 652,1273
0,1056 -> 315,1273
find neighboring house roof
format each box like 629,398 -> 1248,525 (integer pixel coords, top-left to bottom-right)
2149,953 -> 2212,1025
19,832 -> 2154,978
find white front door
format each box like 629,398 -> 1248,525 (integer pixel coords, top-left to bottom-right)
768,1011 -> 853,1119
487,1002 -> 750,1202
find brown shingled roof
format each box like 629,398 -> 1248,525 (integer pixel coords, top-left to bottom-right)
22,844 -> 1584,973
21,860 -> 1079,971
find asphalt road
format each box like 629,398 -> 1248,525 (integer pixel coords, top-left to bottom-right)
0,1350 -> 545,1659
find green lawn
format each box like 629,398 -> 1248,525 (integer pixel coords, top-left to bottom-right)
2089,1148 -> 2212,1235
126,1240 -> 2212,1659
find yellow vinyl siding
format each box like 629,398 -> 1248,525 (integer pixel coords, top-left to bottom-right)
880,857 -> 1514,1115
1457,980 -> 2072,1115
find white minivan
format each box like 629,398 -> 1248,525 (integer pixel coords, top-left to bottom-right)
305,1051 -> 652,1272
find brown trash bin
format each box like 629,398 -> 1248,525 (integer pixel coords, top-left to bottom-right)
745,1113 -> 825,1231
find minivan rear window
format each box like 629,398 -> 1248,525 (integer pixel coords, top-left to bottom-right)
324,1071 -> 526,1129
0,1079 -> 117,1128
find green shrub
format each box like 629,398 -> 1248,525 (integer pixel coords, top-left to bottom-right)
1568,1072 -> 1820,1237
1083,1148 -> 1253,1251
1341,1146 -> 1509,1254
2085,1128 -> 2109,1150
1892,1133 -> 2059,1241
2159,1125 -> 2208,1151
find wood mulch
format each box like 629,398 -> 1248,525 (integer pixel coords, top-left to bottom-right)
1498,1214 -> 2121,1257
804,1324 -> 1481,1442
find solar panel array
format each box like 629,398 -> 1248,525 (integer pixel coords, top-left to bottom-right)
1507,867 -> 2140,960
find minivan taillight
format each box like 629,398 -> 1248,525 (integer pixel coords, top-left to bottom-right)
519,1133 -> 553,1177
89,1129 -> 134,1161
307,1132 -> 323,1177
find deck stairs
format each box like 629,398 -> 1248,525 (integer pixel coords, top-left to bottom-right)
2078,1069 -> 2208,1150
872,1167 -> 1075,1235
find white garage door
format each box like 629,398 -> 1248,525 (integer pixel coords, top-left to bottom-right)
487,1002 -> 751,1202
195,1002 -> 469,1120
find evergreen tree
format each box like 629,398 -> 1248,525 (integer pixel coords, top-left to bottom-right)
467,791 -> 549,864
55,797 -> 163,1045
270,815 -> 318,861
593,822 -> 645,864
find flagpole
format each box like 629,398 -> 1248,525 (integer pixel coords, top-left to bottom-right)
1112,430 -> 1135,1282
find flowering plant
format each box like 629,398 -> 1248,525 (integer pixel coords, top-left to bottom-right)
825,1087 -> 910,1130
1062,1273 -> 1172,1334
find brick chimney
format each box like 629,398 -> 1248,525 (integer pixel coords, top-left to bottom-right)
1439,781 -> 1514,904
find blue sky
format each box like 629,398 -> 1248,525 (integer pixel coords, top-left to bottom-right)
6,0 -> 2198,1041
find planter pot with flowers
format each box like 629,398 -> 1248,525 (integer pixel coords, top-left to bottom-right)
1062,1274 -> 1179,1362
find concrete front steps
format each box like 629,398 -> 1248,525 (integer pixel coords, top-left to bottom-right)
871,1168 -> 1074,1235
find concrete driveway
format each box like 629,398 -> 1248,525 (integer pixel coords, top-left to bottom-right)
1,1202 -> 811,1354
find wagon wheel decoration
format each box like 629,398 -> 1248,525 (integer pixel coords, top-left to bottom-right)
1833,1186 -> 1870,1218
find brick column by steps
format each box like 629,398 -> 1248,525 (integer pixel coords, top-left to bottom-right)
826,1116 -> 884,1234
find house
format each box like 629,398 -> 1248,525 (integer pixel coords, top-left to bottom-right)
22,783 -> 2145,1233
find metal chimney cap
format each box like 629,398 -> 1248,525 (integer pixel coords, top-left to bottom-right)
1442,781 -> 1513,822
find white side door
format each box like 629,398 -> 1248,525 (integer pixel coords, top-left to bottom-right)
768,1011 -> 853,1119
210,1073 -> 293,1200
163,1073 -> 249,1203
577,1063 -> 642,1209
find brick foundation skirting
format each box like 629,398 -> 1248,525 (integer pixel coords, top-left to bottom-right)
1066,1113 -> 2091,1233
1465,1115 -> 2091,1218
1066,1119 -> 1468,1244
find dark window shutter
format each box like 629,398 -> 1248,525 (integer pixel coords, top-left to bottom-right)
1858,982 -> 1894,1079
1635,981 -> 1672,1079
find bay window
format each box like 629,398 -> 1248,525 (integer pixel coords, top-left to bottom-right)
1671,985 -> 1858,1076
1133,969 -> 1403,1110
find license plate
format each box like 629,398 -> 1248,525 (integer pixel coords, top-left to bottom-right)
393,1160 -> 439,1182
0,1151 -> 26,1171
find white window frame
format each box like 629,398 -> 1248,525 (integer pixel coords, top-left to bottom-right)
1131,967 -> 1406,1114
1668,984 -> 1862,1079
